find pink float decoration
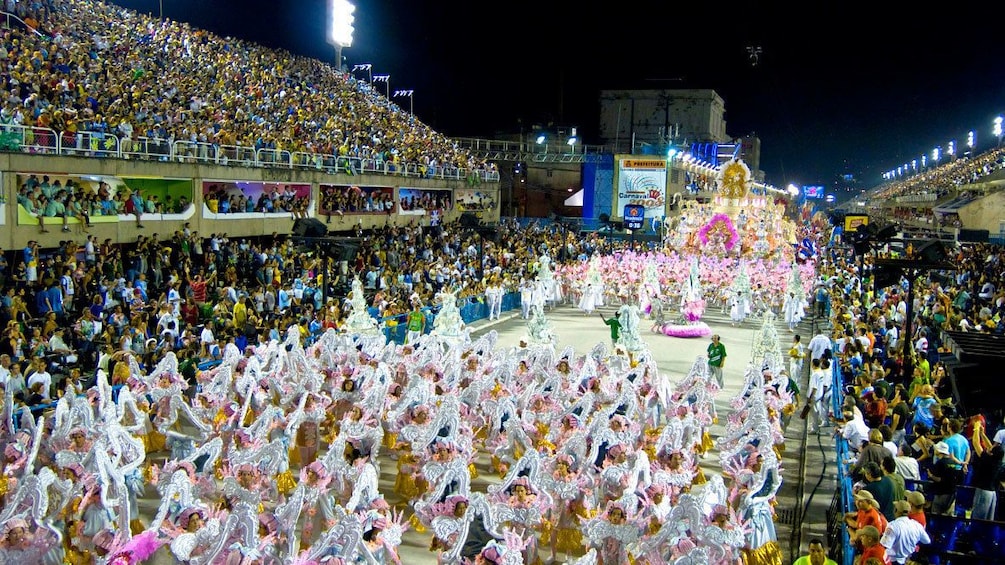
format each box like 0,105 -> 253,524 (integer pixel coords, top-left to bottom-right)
697,213 -> 740,251
662,322 -> 712,338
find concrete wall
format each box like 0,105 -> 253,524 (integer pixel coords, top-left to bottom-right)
1,153 -> 499,250
958,190 -> 1005,235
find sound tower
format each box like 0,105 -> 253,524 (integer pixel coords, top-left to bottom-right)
292,218 -> 327,238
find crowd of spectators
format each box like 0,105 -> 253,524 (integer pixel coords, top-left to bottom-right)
869,146 -> 1005,203
809,233 -> 1005,563
0,217 -> 609,415
0,0 -> 493,178
15,174 -> 193,233
320,185 -> 396,217
203,183 -> 309,218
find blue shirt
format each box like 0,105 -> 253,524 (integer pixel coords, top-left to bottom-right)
135,279 -> 148,301
942,433 -> 969,469
35,288 -> 50,314
47,286 -> 63,314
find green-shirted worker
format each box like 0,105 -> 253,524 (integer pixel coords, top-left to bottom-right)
599,311 -> 621,347
405,304 -> 426,344
791,539 -> 838,565
707,334 -> 727,388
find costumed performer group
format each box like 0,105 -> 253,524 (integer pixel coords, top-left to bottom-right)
0,275 -> 798,565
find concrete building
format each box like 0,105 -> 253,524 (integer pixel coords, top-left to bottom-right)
598,89 -> 729,154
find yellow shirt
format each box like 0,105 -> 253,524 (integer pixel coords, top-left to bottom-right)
233,302 -> 248,327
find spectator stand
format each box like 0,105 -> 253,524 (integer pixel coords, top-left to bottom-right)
832,331 -> 1005,565
905,478 -> 1005,563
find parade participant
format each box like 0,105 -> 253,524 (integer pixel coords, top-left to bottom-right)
707,334 -> 727,388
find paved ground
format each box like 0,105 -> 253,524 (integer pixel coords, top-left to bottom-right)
138,302 -> 840,564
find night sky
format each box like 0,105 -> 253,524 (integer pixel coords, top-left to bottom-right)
110,1 -> 1005,190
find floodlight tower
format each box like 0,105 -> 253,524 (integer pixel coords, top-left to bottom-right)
328,0 -> 355,72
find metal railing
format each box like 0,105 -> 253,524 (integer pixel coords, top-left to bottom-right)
1,11 -> 45,38
0,124 -> 500,182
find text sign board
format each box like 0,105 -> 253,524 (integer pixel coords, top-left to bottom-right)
624,204 -> 645,230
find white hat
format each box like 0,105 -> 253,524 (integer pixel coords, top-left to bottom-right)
934,442 -> 950,456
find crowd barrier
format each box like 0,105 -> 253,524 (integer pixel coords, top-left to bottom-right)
12,383 -> 125,430
371,291 -> 521,344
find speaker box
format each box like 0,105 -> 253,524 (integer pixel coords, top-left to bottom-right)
958,228 -> 989,243
292,218 -> 327,238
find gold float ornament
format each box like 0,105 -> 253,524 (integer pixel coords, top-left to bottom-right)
719,159 -> 751,199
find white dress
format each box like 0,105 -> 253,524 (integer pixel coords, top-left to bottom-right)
729,294 -> 746,323
578,284 -> 597,313
783,295 -> 804,327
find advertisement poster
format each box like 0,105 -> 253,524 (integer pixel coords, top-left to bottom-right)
844,214 -> 869,233
397,187 -> 452,215
614,156 -> 667,218
320,184 -> 395,215
454,188 -> 496,212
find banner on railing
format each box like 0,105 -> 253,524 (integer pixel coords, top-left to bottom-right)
320,184 -> 394,216
202,180 -> 311,216
397,187 -> 452,216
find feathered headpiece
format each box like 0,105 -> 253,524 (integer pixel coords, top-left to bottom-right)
178,507 -> 205,529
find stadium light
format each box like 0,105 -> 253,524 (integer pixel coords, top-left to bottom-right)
947,140 -> 955,156
372,74 -> 390,98
967,130 -> 975,151
931,146 -> 940,163
536,134 -> 546,145
567,127 -> 578,152
786,183 -> 799,197
995,116 -> 1003,145
328,0 -> 356,71
351,63 -> 372,83
393,90 -> 414,116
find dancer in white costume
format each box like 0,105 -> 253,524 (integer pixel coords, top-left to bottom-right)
485,278 -> 504,321
519,278 -> 534,319
578,283 -> 598,315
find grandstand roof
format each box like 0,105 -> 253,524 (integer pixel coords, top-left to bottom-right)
943,331 -> 1005,364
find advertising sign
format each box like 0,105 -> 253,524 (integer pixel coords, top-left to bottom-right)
614,156 -> 667,218
844,214 -> 869,233
802,185 -> 825,199
623,204 -> 645,230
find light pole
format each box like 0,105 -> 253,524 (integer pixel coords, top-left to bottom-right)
352,63 -> 372,84
328,0 -> 355,73
373,75 -> 390,98
393,90 -> 414,116
994,117 -> 1003,146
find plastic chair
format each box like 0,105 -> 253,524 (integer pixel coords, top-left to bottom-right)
968,520 -> 1005,561
924,513 -> 964,556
